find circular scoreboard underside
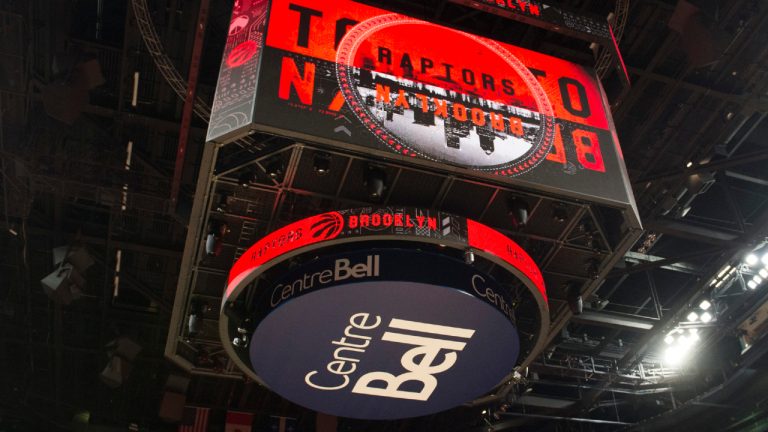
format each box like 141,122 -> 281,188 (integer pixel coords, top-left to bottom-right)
220,207 -> 548,419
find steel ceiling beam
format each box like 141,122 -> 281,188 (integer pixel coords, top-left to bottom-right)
571,310 -> 655,331
624,250 -> 702,275
645,218 -> 744,247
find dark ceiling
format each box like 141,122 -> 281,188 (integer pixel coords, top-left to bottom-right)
2,0 -> 768,431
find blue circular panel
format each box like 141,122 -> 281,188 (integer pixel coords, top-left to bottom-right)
250,265 -> 519,419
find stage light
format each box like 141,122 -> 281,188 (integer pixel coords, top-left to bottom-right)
238,170 -> 255,188
663,326 -> 700,366
507,197 -> 530,229
552,203 -> 568,223
748,280 -> 758,289
566,282 -> 583,315
364,164 -> 387,200
187,299 -> 209,338
266,158 -> 284,180
216,192 -> 229,212
232,336 -> 249,348
313,153 -> 331,176
664,345 -> 686,366
205,222 -> 227,256
762,253 -> 768,266
686,161 -> 693,168
686,311 -> 699,322
187,312 -> 201,338
754,275 -> 764,285
689,328 -> 700,341
717,265 -> 732,278
760,269 -> 768,279
591,298 -> 610,311
464,249 -> 475,265
746,253 -> 759,266
700,312 -> 713,323
699,300 -> 711,310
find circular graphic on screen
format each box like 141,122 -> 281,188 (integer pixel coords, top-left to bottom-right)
335,15 -> 556,176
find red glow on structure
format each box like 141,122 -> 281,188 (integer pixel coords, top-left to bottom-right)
467,219 -> 547,302
226,212 -> 344,297
227,209 -> 547,304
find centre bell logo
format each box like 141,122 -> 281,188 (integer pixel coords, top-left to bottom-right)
305,313 -> 475,401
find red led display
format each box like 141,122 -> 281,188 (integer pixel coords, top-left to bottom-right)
226,208 -> 547,304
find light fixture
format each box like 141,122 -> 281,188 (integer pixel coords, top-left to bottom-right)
700,312 -> 713,323
761,253 -> 768,266
187,313 -> 201,338
364,164 -> 387,200
760,269 -> 768,279
663,326 -> 701,367
754,275 -> 764,285
238,170 -> 256,188
687,311 -> 699,322
313,153 -> 331,176
464,249 -> 475,265
266,158 -> 284,180
205,233 -> 218,256
717,265 -> 732,278
699,300 -> 711,310
566,282 -> 583,315
187,299 -> 210,339
232,336 -> 248,348
552,203 -> 568,223
686,161 -> 693,168
216,192 -> 229,212
591,298 -> 610,311
746,253 -> 759,266
689,328 -> 700,341
664,344 -> 687,366
507,197 -> 530,229
748,280 -> 758,289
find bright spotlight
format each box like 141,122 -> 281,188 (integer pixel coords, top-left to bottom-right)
746,254 -> 759,266
748,280 -> 758,290
760,269 -> 768,279
687,311 -> 699,322
699,300 -> 711,310
762,253 -> 768,266
664,334 -> 675,345
664,345 -> 687,366
700,312 -> 713,323
689,329 -> 700,341
754,275 -> 764,284
717,265 -> 732,278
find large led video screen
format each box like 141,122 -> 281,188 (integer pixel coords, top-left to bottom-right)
207,0 -> 636,208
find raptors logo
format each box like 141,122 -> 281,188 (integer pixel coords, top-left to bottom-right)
227,40 -> 259,68
310,212 -> 344,239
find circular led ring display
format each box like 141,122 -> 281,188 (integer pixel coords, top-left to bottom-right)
221,207 -> 548,416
